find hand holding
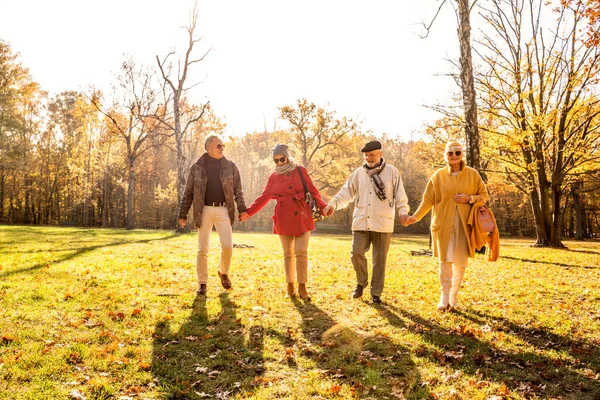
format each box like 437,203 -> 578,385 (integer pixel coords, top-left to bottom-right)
403,215 -> 417,226
453,193 -> 470,204
238,211 -> 249,222
399,213 -> 409,225
322,205 -> 335,217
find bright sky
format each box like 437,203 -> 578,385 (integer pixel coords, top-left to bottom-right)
0,0 -> 464,141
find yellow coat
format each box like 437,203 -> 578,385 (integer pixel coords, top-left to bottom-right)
413,162 -> 488,261
468,201 -> 500,262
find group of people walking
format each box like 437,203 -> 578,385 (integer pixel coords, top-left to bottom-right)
177,135 -> 490,311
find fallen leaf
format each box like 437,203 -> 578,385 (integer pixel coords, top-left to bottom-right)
1,334 -> 17,344
139,361 -> 151,371
443,370 -> 463,382
329,385 -> 343,395
69,389 -> 86,400
496,383 -> 510,395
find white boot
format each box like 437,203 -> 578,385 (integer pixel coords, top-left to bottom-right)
449,264 -> 466,308
438,262 -> 452,311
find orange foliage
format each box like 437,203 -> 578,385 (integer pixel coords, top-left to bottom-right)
562,0 -> 600,46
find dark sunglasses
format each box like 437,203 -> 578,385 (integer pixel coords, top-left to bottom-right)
447,151 -> 462,157
273,156 -> 287,164
216,144 -> 225,149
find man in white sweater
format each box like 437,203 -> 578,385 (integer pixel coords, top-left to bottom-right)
323,140 -> 409,303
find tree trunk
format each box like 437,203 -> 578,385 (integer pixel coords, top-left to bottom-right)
529,188 -> 550,246
0,172 -> 4,223
456,0 -> 481,172
571,182 -> 585,240
550,183 -> 565,247
24,173 -> 31,224
126,158 -> 135,230
174,94 -> 189,233
102,168 -> 109,227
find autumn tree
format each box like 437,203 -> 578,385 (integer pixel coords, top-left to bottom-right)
562,0 -> 600,47
91,59 -> 166,230
279,99 -> 361,191
0,41 -> 41,223
476,0 -> 600,246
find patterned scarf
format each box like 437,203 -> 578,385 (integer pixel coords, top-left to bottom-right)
364,158 -> 387,201
274,160 -> 297,175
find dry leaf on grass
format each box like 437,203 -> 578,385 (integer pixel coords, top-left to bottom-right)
69,390 -> 86,400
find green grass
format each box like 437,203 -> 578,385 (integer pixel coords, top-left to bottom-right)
0,225 -> 599,399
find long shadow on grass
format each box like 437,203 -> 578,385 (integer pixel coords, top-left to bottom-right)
456,309 -> 600,371
376,304 -> 600,398
500,255 -> 598,269
152,292 -> 265,399
292,299 -> 428,398
0,233 -> 179,278
564,248 -> 600,256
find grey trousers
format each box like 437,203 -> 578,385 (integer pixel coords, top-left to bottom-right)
351,231 -> 392,296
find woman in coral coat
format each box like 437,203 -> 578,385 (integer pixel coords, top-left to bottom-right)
245,144 -> 327,300
405,140 -> 488,311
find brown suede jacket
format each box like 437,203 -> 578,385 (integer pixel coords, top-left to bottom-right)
177,153 -> 247,226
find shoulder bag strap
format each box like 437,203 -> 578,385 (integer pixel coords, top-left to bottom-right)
296,166 -> 309,194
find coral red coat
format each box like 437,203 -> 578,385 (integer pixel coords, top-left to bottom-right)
246,166 -> 327,236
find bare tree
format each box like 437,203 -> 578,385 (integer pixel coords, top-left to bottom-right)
155,1 -> 210,233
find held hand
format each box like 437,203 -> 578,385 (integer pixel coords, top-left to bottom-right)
238,212 -> 249,222
322,205 -> 335,217
399,213 -> 409,225
403,216 -> 417,226
178,218 -> 187,229
453,193 -> 471,204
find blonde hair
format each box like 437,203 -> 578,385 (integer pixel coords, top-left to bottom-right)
443,140 -> 464,163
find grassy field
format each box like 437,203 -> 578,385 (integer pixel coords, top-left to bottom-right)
0,225 -> 599,400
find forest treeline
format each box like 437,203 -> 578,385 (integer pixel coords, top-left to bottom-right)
1,0 -> 599,247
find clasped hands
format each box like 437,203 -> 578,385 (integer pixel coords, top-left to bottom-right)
238,211 -> 249,222
322,205 -> 335,217
402,193 -> 471,227
400,214 -> 417,227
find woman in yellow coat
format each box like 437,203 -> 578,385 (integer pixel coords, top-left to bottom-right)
405,140 -> 488,310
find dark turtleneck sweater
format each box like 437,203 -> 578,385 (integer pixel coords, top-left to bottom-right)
204,155 -> 226,205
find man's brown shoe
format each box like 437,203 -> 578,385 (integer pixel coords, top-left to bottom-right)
218,272 -> 232,289
197,284 -> 207,295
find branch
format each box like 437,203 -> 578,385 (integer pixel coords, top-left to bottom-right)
418,0 -> 449,39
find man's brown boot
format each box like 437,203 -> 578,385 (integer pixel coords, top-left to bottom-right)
218,271 -> 232,289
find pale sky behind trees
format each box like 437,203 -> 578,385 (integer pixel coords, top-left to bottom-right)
0,0 -> 466,140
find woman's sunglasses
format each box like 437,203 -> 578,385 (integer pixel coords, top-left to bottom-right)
447,151 -> 462,157
273,156 -> 287,164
